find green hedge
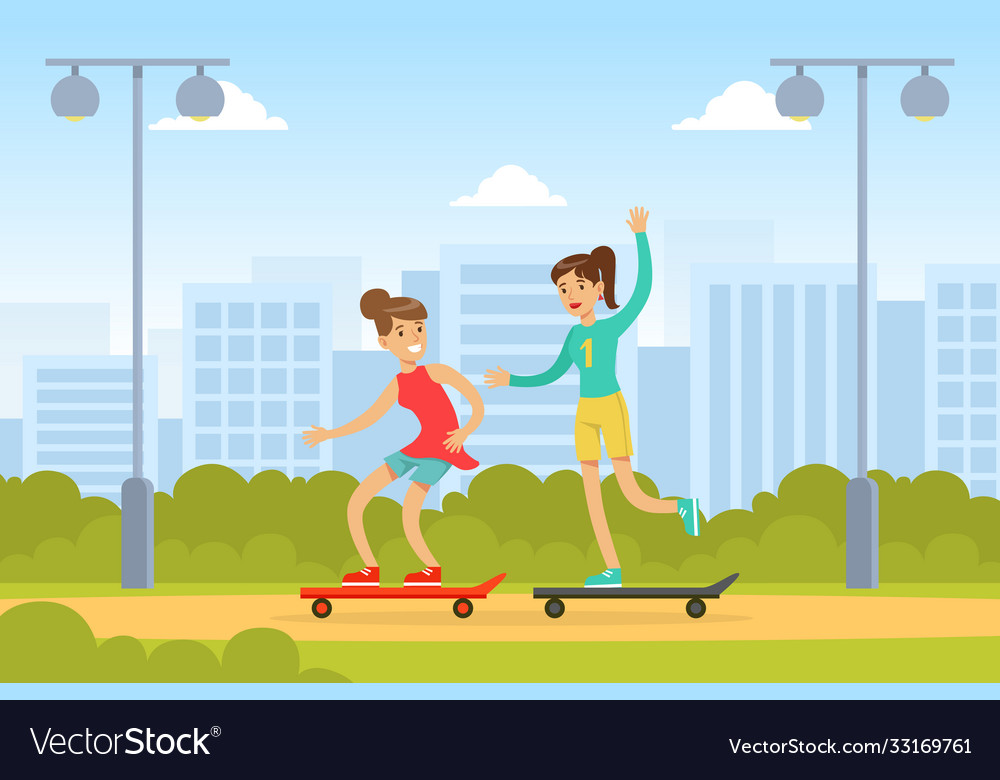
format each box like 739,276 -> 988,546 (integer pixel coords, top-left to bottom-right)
1,464 -> 998,583
0,601 -> 349,682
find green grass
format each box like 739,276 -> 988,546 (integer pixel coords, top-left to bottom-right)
4,582 -> 1000,598
295,637 -> 1000,683
125,636 -> 1000,683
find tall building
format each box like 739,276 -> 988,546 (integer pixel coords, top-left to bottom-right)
22,355 -> 158,503
252,257 -> 363,351
662,220 -> 775,348
637,347 -> 690,498
159,418 -> 183,495
924,266 -> 998,498
149,329 -> 183,419
183,284 -> 333,481
691,263 -> 877,517
0,419 -> 22,479
877,301 -> 925,479
439,243 -> 638,495
0,303 -> 111,418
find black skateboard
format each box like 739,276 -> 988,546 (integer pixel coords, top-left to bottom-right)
532,572 -> 739,619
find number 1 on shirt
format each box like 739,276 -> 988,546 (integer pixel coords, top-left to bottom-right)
580,338 -> 592,368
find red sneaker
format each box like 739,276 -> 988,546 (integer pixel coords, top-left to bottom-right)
341,566 -> 379,587
403,567 -> 442,587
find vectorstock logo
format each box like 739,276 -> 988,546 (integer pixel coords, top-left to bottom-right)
29,726 -> 221,756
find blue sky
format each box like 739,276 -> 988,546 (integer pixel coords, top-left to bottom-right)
0,0 -> 997,354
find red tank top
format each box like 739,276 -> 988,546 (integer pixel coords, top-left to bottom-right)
397,365 -> 479,470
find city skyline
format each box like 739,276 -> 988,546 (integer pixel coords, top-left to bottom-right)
3,237 -> 997,510
1,0 -> 996,515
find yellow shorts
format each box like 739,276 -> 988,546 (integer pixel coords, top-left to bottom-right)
575,392 -> 634,462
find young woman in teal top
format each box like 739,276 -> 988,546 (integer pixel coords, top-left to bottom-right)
486,207 -> 702,588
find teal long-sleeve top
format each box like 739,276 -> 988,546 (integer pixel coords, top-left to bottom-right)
509,231 -> 651,399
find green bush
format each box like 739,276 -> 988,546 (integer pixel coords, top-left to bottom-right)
31,538 -> 78,581
222,628 -> 300,683
425,515 -> 501,582
147,640 -> 223,683
0,472 -> 117,557
0,602 -> 98,682
2,464 -> 998,584
533,541 -> 588,582
715,537 -> 759,580
190,541 -> 244,582
74,516 -> 121,581
0,553 -> 32,581
923,534 -> 981,582
879,542 -> 924,582
678,552 -> 724,583
94,635 -> 148,683
0,602 -> 350,683
242,534 -> 298,581
498,539 -> 534,582
755,515 -> 841,582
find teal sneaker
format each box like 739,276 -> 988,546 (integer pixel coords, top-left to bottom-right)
584,568 -> 622,588
677,498 -> 702,537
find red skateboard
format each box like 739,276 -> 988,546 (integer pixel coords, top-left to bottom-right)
301,573 -> 507,620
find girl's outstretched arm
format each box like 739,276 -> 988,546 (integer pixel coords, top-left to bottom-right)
607,206 -> 653,336
301,378 -> 398,447
427,363 -> 484,454
501,337 -> 573,388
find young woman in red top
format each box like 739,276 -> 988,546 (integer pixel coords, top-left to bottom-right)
302,289 -> 483,587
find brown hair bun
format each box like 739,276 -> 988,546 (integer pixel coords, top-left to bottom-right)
360,288 -> 428,336
360,288 -> 392,320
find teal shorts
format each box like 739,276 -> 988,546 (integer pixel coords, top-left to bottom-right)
384,450 -> 452,486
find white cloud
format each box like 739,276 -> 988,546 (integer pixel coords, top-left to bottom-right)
149,81 -> 287,131
672,81 -> 811,131
450,165 -> 567,207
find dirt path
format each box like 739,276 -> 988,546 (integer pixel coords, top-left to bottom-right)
2,593 -> 999,643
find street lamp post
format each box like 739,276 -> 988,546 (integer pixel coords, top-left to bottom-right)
771,58 -> 954,589
47,58 -> 229,589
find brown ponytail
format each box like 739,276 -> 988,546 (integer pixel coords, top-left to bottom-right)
360,288 -> 428,336
550,246 -> 618,309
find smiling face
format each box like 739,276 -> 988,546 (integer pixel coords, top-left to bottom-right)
556,270 -> 604,319
378,315 -> 427,362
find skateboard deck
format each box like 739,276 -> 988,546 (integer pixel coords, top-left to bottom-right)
302,572 -> 506,600
533,573 -> 739,619
533,572 -> 739,599
301,573 -> 507,619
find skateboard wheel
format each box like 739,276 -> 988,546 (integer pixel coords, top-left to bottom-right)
453,598 -> 474,619
544,598 -> 565,619
685,598 -> 706,619
311,598 -> 333,619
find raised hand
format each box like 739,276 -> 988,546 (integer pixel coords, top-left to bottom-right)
443,428 -> 469,453
484,366 -> 510,389
626,206 -> 649,234
301,425 -> 333,448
